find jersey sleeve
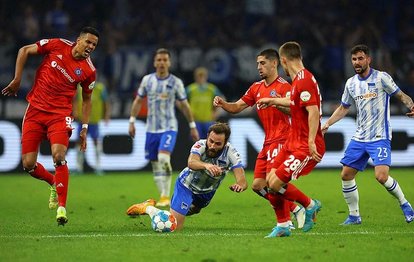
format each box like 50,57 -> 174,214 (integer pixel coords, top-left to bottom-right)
297,77 -> 319,107
79,71 -> 96,94
341,79 -> 353,107
228,144 -> 244,170
175,78 -> 187,101
190,140 -> 206,155
280,82 -> 292,98
241,84 -> 256,106
137,75 -> 149,97
36,38 -> 58,55
380,71 -> 400,96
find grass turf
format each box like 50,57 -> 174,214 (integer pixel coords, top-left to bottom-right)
0,168 -> 413,261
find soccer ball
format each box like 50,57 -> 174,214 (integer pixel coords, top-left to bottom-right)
151,210 -> 177,233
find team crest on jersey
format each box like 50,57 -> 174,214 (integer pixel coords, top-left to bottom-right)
270,90 -> 277,97
74,68 -> 82,76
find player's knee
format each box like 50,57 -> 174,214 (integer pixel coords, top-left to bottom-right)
157,153 -> 171,166
22,158 -> 36,172
52,151 -> 66,164
157,153 -> 172,172
375,173 -> 388,184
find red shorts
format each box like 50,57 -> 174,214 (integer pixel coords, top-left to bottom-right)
271,147 -> 325,183
253,142 -> 284,179
21,105 -> 73,154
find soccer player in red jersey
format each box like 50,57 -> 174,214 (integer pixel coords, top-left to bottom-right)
1,26 -> 99,226
214,49 -> 305,230
257,42 -> 325,237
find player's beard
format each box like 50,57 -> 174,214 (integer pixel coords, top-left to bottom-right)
354,65 -> 367,75
206,146 -> 223,158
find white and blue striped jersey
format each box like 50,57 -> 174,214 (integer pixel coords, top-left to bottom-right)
341,68 -> 400,142
137,73 -> 187,133
178,140 -> 244,194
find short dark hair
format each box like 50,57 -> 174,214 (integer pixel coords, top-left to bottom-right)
279,41 -> 302,60
207,122 -> 231,144
351,44 -> 370,56
258,48 -> 280,62
80,26 -> 100,38
155,48 -> 171,58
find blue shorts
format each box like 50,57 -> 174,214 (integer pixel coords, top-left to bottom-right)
170,179 -> 216,216
340,139 -> 391,171
77,122 -> 99,140
145,131 -> 177,160
196,121 -> 213,139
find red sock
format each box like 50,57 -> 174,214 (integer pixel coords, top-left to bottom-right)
283,183 -> 311,208
268,193 -> 291,223
28,162 -> 55,186
55,164 -> 69,207
288,201 -> 298,212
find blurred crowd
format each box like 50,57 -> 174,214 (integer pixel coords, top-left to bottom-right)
1,0 -> 414,117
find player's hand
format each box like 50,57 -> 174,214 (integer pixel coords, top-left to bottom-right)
129,123 -> 136,138
321,122 -> 329,135
213,96 -> 224,107
406,106 -> 414,118
309,141 -> 322,162
229,184 -> 243,193
205,164 -> 222,177
79,129 -> 87,152
1,79 -> 21,97
256,98 -> 275,109
190,128 -> 199,142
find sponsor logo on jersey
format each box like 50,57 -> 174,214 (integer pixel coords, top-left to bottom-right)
270,90 -> 277,97
50,60 -> 75,83
300,91 -> 311,102
355,92 -> 377,101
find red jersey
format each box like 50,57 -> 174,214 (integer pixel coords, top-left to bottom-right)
242,76 -> 291,145
26,38 -> 96,115
284,69 -> 325,152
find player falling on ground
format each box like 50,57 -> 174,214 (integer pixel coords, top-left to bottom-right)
214,48 -> 305,230
257,42 -> 325,237
322,44 -> 414,225
1,26 -> 99,225
126,122 -> 247,230
129,48 -> 199,208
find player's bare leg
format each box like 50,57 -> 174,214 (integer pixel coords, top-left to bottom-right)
170,208 -> 185,231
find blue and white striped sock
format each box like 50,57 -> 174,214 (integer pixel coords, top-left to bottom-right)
342,179 -> 359,216
383,176 -> 407,205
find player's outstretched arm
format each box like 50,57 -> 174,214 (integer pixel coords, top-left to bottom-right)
213,96 -> 248,114
322,104 -> 350,134
176,99 -> 200,141
229,167 -> 247,192
2,43 -> 38,97
393,90 -> 414,118
257,97 -> 290,109
128,96 -> 143,138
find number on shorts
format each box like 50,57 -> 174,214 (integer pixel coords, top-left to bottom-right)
65,116 -> 72,129
165,134 -> 172,146
266,148 -> 279,161
283,155 -> 302,171
377,147 -> 388,158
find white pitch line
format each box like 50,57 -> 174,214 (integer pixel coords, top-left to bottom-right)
1,231 -> 413,239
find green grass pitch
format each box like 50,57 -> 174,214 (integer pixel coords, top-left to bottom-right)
1,168 -> 413,261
